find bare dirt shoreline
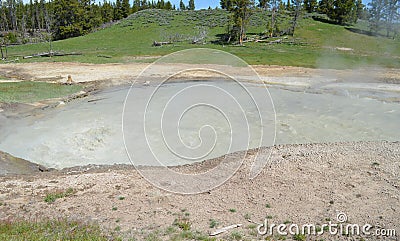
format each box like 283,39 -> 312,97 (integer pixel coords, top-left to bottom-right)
1,62 -> 400,85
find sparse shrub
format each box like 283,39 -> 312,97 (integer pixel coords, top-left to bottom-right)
5,32 -> 18,44
173,216 -> 191,231
293,234 -> 306,241
209,219 -> 218,228
230,231 -> 243,240
44,188 -> 75,203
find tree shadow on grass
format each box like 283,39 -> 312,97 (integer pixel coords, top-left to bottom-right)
211,33 -> 229,45
344,27 -> 387,38
312,16 -> 343,26
312,16 -> 390,38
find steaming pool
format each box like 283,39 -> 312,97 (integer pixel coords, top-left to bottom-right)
0,80 -> 399,169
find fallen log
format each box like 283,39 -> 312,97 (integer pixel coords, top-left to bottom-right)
53,52 -> 82,56
23,52 -> 82,59
268,39 -> 283,44
97,54 -> 112,58
3,58 -> 19,63
153,41 -> 172,47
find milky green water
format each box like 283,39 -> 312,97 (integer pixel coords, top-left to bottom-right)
0,81 -> 399,169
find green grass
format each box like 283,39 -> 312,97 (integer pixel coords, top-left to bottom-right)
293,234 -> 307,241
209,219 -> 218,228
0,81 -> 82,103
173,218 -> 191,231
230,231 -> 243,240
4,9 -> 399,69
44,188 -> 75,203
0,219 -> 110,240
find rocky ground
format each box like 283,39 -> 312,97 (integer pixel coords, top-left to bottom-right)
0,141 -> 399,240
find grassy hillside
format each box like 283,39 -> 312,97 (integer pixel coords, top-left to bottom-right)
5,9 -> 400,69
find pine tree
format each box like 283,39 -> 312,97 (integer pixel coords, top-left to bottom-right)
80,0 -> 102,33
39,0 -> 46,30
0,1 -> 8,31
114,0 -> 123,20
16,0 -> 25,32
289,0 -> 303,36
368,0 -> 385,33
326,0 -> 357,24
132,0 -> 140,12
304,0 -> 318,12
29,0 -> 35,30
230,0 -> 254,45
188,0 -> 195,10
318,0 -> 333,14
121,0 -> 130,18
8,0 -> 17,30
383,0 -> 399,37
286,0 -> 292,10
355,0 -> 365,19
101,1 -> 114,22
141,0 -> 148,9
220,0 -> 233,10
179,0 -> 185,10
258,0 -> 282,38
165,1 -> 173,10
157,0 -> 165,9
52,0 -> 81,39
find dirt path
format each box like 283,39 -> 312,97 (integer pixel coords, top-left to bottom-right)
0,141 -> 398,240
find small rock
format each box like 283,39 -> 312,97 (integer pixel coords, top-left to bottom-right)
56,101 -> 66,107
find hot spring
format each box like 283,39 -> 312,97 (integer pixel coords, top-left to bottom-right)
0,80 -> 399,169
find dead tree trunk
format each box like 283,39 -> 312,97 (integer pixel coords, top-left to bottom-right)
270,8 -> 277,37
1,45 -> 7,60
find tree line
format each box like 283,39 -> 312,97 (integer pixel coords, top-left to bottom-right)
0,0 -> 398,45
0,0 -> 196,42
220,0 -> 398,45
